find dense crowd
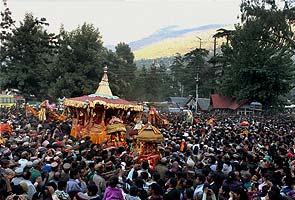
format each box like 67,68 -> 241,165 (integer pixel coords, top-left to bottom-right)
1,106 -> 295,200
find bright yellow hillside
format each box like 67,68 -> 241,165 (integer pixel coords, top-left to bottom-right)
133,30 -> 222,60
133,26 -> 234,60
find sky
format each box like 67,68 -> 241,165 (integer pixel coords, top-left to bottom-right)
6,0 -> 241,45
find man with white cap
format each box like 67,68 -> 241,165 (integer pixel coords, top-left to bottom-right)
48,162 -> 59,181
18,151 -> 29,170
11,167 -> 24,185
30,159 -> 42,183
61,163 -> 71,182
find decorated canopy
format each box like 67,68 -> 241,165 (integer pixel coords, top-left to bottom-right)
136,123 -> 164,142
64,95 -> 142,111
64,66 -> 143,112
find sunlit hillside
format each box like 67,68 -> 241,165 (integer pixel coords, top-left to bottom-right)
133,25 -> 233,60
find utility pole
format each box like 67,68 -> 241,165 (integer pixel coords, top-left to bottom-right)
213,37 -> 217,57
194,36 -> 201,114
195,73 -> 199,114
195,36 -> 202,49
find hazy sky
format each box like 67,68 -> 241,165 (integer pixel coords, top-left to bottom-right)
7,0 -> 241,45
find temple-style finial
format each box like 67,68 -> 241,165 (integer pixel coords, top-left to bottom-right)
95,65 -> 113,96
104,66 -> 108,73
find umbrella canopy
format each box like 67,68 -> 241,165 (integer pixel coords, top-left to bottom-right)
250,101 -> 262,111
106,123 -> 126,134
240,121 -> 249,126
250,102 -> 262,106
136,124 -> 164,142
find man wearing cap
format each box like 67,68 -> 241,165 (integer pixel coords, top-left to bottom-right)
18,152 -> 29,170
11,167 -> 24,185
3,168 -> 15,180
61,163 -> 71,182
30,159 -> 42,183
20,171 -> 37,200
66,169 -> 87,195
85,163 -> 95,184
48,162 -> 59,181
155,157 -> 168,180
92,163 -> 106,196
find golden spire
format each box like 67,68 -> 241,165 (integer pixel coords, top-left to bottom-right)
95,66 -> 113,96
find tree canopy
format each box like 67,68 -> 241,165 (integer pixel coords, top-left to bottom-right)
0,13 -> 57,99
49,23 -> 106,99
219,0 -> 295,110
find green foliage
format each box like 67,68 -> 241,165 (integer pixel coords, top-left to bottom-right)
111,42 -> 137,99
0,0 -> 15,42
0,13 -> 57,99
220,0 -> 295,110
169,49 -> 211,98
49,23 -> 106,99
132,61 -> 175,101
115,42 -> 134,64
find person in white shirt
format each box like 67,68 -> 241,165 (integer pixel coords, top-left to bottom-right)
20,171 -> 37,200
11,168 -> 24,185
193,174 -> 206,200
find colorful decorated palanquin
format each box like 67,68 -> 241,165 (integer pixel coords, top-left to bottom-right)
0,122 -> 12,135
25,101 -> 67,122
106,116 -> 127,147
64,67 -> 143,144
136,123 -> 164,170
147,106 -> 169,128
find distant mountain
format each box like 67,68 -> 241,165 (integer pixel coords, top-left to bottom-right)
105,24 -> 233,60
133,24 -> 234,60
129,24 -> 224,51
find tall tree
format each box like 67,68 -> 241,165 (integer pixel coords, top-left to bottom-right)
220,0 -> 295,110
0,0 -> 15,44
112,42 -> 137,99
115,42 -> 134,64
170,53 -> 186,96
0,0 -> 15,91
132,66 -> 148,101
144,61 -> 163,101
183,48 -> 209,97
50,23 -> 106,98
0,13 -> 57,99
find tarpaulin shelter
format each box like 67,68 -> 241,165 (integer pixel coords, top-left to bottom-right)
250,102 -> 262,111
64,67 -> 143,144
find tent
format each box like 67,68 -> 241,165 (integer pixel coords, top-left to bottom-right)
250,102 -> 262,111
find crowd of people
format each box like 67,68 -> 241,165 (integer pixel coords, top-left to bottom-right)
1,106 -> 295,200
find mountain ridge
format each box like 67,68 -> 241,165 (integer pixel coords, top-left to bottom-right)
105,24 -> 225,51
129,24 -> 224,51
105,24 -> 233,60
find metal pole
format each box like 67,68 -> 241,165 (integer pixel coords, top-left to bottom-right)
195,36 -> 202,49
195,73 -> 199,114
195,36 -> 201,114
214,37 -> 217,57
